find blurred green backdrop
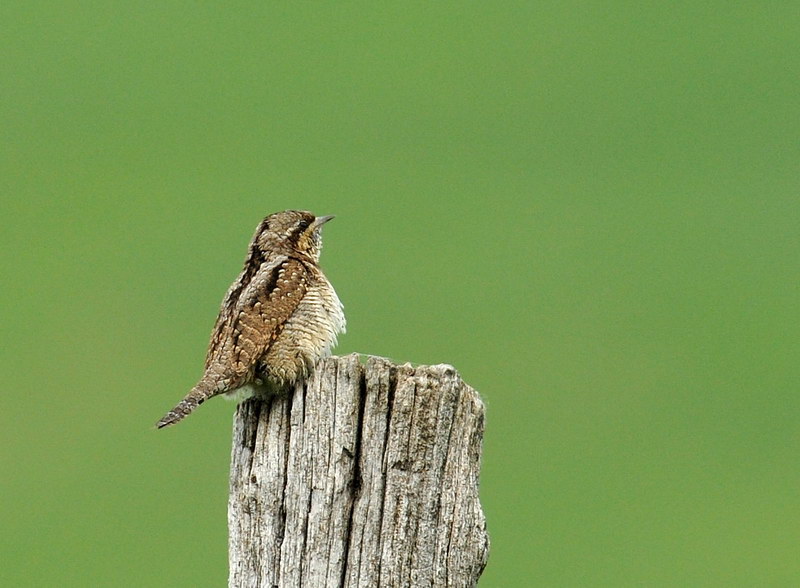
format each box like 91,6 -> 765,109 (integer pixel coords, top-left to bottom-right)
2,2 -> 798,586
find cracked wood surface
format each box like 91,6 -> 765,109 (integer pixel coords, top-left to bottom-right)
228,354 -> 489,587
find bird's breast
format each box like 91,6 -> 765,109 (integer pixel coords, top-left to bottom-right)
258,274 -> 345,385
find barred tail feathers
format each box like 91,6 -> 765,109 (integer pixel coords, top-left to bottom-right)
156,387 -> 210,429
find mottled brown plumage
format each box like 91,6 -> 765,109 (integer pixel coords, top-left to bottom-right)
157,210 -> 346,428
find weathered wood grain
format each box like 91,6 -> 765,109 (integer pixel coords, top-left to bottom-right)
228,354 -> 489,587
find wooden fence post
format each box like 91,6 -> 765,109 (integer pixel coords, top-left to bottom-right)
228,354 -> 489,587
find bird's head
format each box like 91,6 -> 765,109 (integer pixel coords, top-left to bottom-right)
252,210 -> 335,262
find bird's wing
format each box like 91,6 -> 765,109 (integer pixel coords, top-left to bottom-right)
204,248 -> 282,370
206,256 -> 309,379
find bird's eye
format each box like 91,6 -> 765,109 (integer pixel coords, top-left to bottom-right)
298,219 -> 310,230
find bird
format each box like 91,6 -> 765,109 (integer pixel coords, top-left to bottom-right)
156,210 -> 346,428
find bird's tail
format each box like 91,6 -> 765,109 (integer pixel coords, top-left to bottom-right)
156,386 -> 210,429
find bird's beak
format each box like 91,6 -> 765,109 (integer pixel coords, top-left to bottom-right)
314,215 -> 335,228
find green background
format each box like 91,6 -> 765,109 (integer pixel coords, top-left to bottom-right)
2,2 -> 797,586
